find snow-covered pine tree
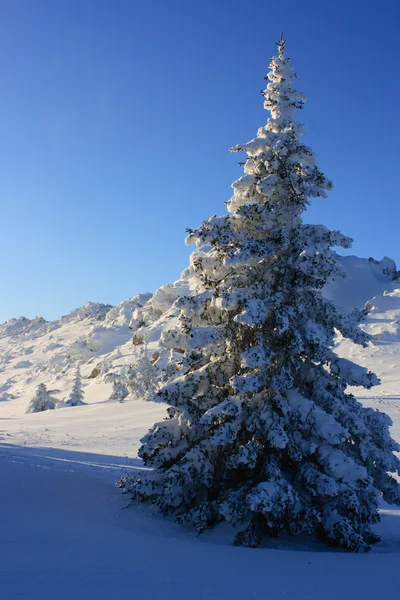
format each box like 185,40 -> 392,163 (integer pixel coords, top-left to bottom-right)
126,342 -> 157,401
26,383 -> 57,413
108,377 -> 129,403
65,366 -> 86,406
119,37 -> 400,551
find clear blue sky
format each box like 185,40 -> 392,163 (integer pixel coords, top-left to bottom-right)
1,0 -> 399,322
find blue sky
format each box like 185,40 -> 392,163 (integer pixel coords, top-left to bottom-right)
1,0 -> 399,322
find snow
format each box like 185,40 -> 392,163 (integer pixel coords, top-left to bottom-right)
0,253 -> 400,596
324,255 -> 397,312
1,417 -> 400,599
286,389 -> 349,444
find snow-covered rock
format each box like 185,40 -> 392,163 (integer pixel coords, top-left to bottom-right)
104,293 -> 152,328
60,302 -> 113,324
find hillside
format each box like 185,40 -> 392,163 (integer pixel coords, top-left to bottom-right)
1,253 -> 400,599
0,253 -> 399,453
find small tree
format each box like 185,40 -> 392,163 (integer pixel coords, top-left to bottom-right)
119,37 -> 400,551
126,342 -> 158,401
27,383 -> 57,413
108,378 -> 129,403
65,366 -> 86,407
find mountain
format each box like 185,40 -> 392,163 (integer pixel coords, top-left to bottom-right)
1,253 -> 400,600
0,254 -> 399,450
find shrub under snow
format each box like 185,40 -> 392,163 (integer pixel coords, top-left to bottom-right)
26,383 -> 57,413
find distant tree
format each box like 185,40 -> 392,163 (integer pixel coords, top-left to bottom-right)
126,342 -> 157,401
98,357 -> 112,377
65,366 -> 86,407
26,383 -> 57,413
108,378 -> 129,403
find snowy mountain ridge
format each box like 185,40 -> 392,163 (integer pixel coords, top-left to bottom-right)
0,254 -> 399,415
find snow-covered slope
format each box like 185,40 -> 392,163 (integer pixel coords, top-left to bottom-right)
325,255 -> 400,398
1,441 -> 399,600
0,254 -> 399,440
0,297 -> 148,413
324,255 -> 398,312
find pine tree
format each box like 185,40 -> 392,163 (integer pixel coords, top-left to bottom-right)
119,37 -> 400,551
126,342 -> 157,401
65,366 -> 86,407
108,377 -> 129,403
27,383 -> 57,413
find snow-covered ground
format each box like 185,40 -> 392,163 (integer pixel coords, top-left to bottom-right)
1,255 -> 400,598
1,442 -> 399,600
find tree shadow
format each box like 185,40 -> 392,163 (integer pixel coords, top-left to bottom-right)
0,441 -> 147,479
1,442 -> 399,555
